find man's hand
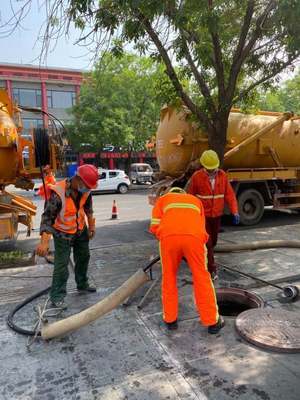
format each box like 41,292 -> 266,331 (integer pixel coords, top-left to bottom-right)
87,217 -> 96,240
88,229 -> 95,240
36,232 -> 51,256
232,213 -> 240,225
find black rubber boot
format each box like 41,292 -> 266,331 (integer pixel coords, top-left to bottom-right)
77,285 -> 97,293
165,320 -> 178,331
208,316 -> 225,334
50,300 -> 68,310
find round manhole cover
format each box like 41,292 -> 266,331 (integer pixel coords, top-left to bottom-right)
235,309 -> 300,353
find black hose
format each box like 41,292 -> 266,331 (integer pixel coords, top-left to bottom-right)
7,256 -> 160,337
217,263 -> 285,291
6,287 -> 50,336
33,128 -> 50,168
143,255 -> 160,272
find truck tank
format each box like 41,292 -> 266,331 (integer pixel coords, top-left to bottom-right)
156,106 -> 300,177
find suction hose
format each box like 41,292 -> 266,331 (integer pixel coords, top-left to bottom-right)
8,240 -> 300,340
215,239 -> 300,252
7,257 -> 159,339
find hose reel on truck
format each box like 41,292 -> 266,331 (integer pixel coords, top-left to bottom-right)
0,89 -> 63,241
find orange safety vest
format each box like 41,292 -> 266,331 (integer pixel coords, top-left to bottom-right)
149,192 -> 208,242
188,169 -> 238,218
49,180 -> 90,234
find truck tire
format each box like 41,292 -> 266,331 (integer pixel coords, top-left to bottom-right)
238,189 -> 264,226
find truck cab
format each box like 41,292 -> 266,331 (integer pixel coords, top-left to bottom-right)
129,163 -> 153,184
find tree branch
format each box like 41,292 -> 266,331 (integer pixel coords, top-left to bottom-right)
235,55 -> 299,104
210,31 -> 226,104
226,0 -> 276,103
133,9 -> 213,129
180,33 -> 216,115
207,1 -> 226,104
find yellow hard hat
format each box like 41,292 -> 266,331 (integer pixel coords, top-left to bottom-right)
169,187 -> 186,194
200,150 -> 220,170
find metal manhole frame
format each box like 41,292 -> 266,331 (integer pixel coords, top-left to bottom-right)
216,287 -> 265,317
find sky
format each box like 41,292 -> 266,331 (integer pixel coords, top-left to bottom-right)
0,1 -> 92,70
0,2 -> 297,81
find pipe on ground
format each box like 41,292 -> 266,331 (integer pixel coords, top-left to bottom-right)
41,239 -> 300,339
41,268 -> 149,339
215,239 -> 300,252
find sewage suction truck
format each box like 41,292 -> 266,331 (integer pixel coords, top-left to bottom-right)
151,106 -> 300,225
0,89 -> 62,241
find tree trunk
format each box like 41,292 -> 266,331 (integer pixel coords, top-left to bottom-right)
207,113 -> 229,165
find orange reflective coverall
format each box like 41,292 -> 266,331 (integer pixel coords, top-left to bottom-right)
38,173 -> 56,200
188,169 -> 238,274
188,169 -> 238,218
149,192 -> 219,326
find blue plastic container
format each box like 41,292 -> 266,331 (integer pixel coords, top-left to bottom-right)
67,163 -> 78,178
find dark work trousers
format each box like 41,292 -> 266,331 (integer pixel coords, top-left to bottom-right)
50,227 -> 90,302
205,217 -> 221,274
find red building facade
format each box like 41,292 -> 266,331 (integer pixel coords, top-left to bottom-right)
0,63 -> 156,170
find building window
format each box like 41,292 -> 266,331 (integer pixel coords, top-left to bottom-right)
21,118 -> 44,139
13,88 -> 42,107
47,90 -> 76,109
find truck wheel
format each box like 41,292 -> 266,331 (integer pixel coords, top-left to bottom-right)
238,189 -> 264,226
117,184 -> 128,194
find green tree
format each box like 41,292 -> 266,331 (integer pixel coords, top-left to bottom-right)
277,71 -> 300,115
256,69 -> 300,114
67,53 -> 170,152
43,0 -> 300,160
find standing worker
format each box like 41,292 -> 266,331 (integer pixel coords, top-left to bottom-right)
188,150 -> 239,280
35,164 -> 99,309
37,165 -> 56,200
149,187 -> 224,334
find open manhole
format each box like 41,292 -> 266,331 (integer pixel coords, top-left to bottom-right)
216,287 -> 264,317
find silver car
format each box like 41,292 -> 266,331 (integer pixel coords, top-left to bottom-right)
129,163 -> 153,184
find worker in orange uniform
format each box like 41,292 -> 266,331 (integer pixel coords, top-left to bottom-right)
149,187 -> 224,334
37,165 -> 56,200
36,164 -> 99,309
188,150 -> 239,280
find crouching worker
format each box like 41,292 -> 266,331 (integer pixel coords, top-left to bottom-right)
149,187 -> 224,334
36,164 -> 99,309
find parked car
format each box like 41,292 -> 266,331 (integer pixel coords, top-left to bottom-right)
129,163 -> 153,184
102,145 -> 115,152
94,169 -> 130,194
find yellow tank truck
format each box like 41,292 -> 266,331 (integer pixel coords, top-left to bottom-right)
151,105 -> 300,225
0,89 -> 62,241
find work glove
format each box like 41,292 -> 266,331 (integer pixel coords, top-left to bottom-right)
232,213 -> 240,225
87,217 -> 96,240
36,232 -> 51,257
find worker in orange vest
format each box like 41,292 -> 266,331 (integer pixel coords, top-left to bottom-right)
37,165 -> 56,200
36,164 -> 99,309
188,150 -> 239,280
149,187 -> 224,334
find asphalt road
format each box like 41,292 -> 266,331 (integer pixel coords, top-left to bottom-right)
5,188 -> 154,252
3,186 -> 300,253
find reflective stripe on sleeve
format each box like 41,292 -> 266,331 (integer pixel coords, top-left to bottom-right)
196,194 -> 224,199
150,218 -> 161,225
